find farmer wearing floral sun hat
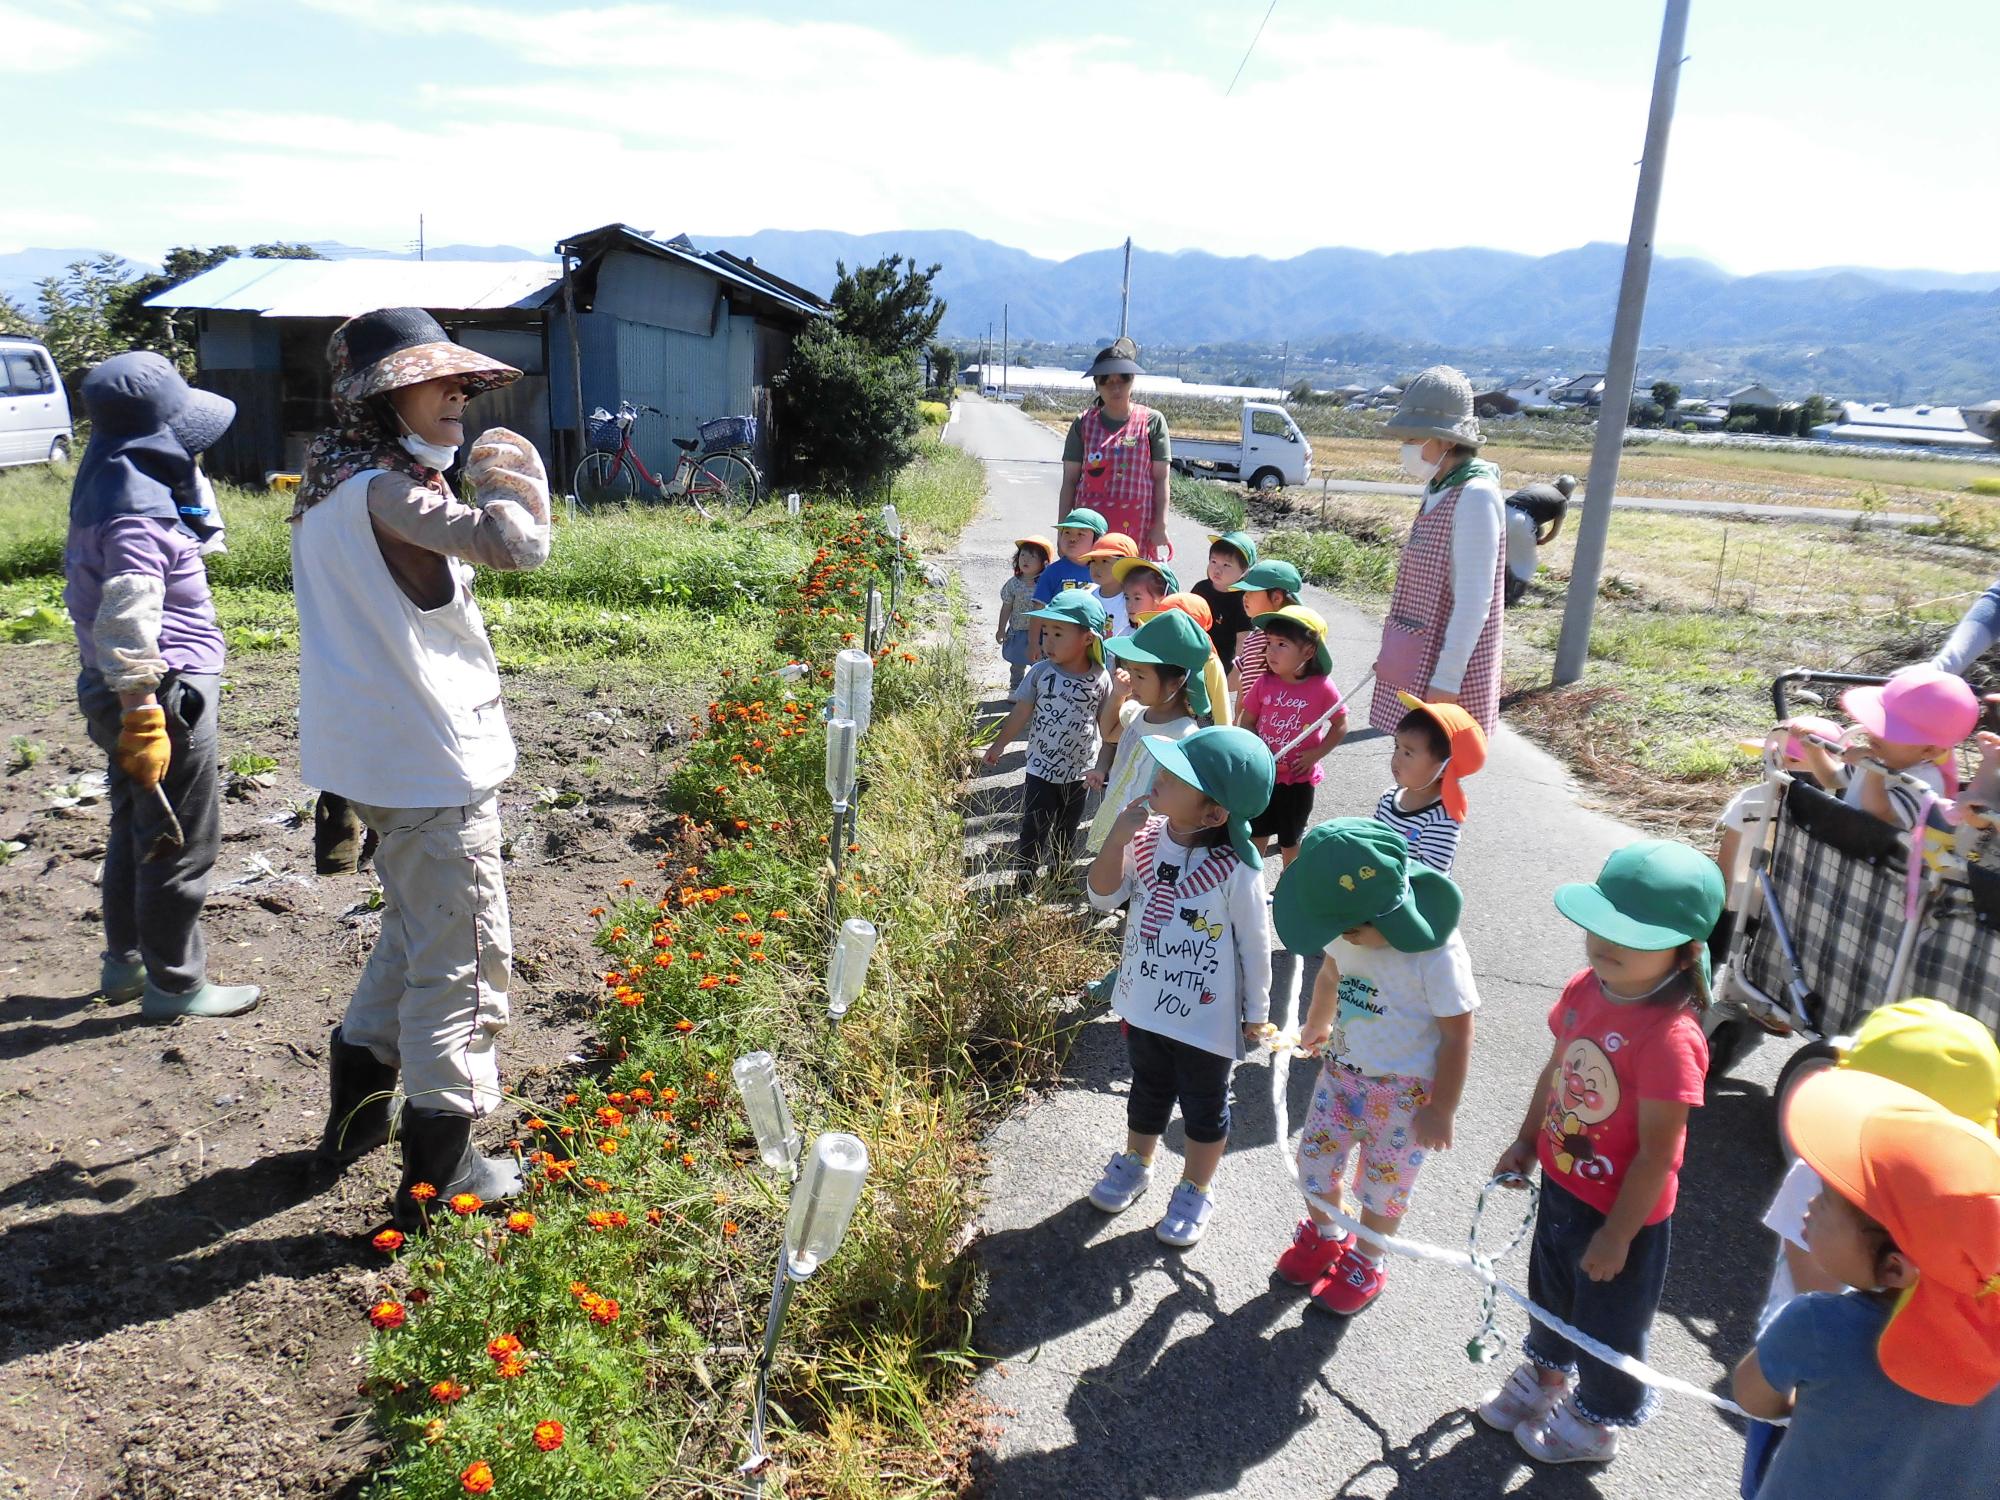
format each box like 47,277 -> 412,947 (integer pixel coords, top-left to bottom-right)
1059,338 -> 1173,563
294,307 -> 554,1229
1372,365 -> 1506,738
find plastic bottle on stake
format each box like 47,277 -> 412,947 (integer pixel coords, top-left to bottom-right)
825,917 -> 879,1020
730,1051 -> 800,1172
825,718 -> 858,808
832,649 -> 874,739
880,503 -> 900,540
865,588 -> 884,651
784,1132 -> 870,1278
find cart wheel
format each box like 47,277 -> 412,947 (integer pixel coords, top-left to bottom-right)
1772,1040 -> 1841,1161
1703,1016 -> 1762,1086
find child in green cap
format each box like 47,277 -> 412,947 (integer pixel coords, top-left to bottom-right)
1227,558 -> 1305,712
1085,725 -> 1275,1248
1479,839 -> 1724,1465
1030,508 -> 1109,663
1193,531 -> 1257,674
1270,819 -> 1480,1316
983,589 -> 1111,888
1085,610 -> 1210,855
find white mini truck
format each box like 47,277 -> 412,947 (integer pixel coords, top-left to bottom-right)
1168,402 -> 1312,490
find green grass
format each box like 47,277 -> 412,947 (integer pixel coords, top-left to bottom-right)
1260,524 -> 1399,594
1168,474 -> 1246,531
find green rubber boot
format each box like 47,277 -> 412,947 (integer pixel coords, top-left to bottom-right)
99,956 -> 146,1003
141,979 -> 262,1021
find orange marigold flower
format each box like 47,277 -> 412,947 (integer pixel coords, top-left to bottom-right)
595,1106 -> 624,1128
619,878 -> 635,888
743,932 -> 764,946
371,1228 -> 406,1253
506,1210 -> 536,1235
731,911 -> 750,923
597,1138 -> 618,1156
621,991 -> 645,1004
524,1117 -> 547,1131
698,976 -> 721,990
532,1419 -> 565,1452
589,906 -> 605,918
449,1192 -> 482,1216
430,1378 -> 468,1403
630,1088 -> 653,1104
495,1354 -> 527,1379
770,909 -> 789,920
680,1152 -> 697,1169
585,1209 -> 616,1231
369,1300 -> 407,1330
408,1181 -> 438,1203
723,1220 -> 740,1236
607,925 -> 626,940
638,1070 -> 655,1083
722,974 -> 741,986
675,1017 -> 695,1031
460,1460 -> 495,1494
588,1296 -> 621,1325
646,1207 -> 664,1226
563,1092 -> 581,1107
487,1333 -> 524,1360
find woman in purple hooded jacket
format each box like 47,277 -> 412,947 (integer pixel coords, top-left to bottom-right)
64,352 -> 259,1021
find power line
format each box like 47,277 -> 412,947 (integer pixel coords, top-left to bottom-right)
1224,0 -> 1279,97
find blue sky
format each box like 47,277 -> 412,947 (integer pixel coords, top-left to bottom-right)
1,0 -> 1992,274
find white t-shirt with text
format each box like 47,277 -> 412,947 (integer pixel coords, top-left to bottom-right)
1322,930 -> 1481,1081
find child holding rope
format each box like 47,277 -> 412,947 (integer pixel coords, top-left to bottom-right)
1482,840 -> 1724,1465
1084,727 -> 1274,1248
1270,819 -> 1479,1314
1238,605 -> 1346,869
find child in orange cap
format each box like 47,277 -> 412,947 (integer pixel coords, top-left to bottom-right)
1373,690 -> 1488,874
1079,531 -> 1139,638
1732,1068 -> 2000,1498
997,535 -> 1053,690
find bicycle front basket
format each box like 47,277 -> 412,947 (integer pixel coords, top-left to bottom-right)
698,415 -> 757,452
588,414 -> 625,454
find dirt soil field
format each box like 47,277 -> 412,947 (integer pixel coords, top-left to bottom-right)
0,644 -> 690,1500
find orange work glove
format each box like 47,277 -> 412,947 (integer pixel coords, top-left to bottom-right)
116,705 -> 170,790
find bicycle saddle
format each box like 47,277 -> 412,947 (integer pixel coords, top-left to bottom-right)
673,437 -> 699,452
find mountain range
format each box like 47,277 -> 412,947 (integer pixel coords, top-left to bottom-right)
7,232 -> 1996,402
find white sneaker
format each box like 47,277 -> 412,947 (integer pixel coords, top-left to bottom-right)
1087,1152 -> 1152,1213
1514,1394 -> 1620,1465
1476,1361 -> 1565,1432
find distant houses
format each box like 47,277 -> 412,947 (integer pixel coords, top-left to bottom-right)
1809,400 -> 1997,451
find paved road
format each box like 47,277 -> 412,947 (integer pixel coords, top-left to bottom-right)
946,398 -> 1793,1500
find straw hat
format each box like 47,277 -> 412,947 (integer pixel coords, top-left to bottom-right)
1384,365 -> 1483,450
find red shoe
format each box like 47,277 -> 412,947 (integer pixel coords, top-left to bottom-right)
1310,1246 -> 1386,1315
1275,1218 -> 1353,1286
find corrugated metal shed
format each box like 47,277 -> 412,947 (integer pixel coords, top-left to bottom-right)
147,257 -> 561,317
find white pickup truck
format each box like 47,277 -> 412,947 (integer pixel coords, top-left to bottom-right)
1168,402 -> 1313,490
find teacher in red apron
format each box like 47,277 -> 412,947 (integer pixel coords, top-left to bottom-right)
1058,337 -> 1172,562
1369,366 -> 1505,737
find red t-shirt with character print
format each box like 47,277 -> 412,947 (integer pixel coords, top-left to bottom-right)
1535,969 -> 1707,1224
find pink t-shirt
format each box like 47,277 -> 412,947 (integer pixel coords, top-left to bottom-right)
1536,970 -> 1707,1224
1242,671 -> 1344,786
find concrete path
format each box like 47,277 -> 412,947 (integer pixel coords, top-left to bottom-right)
946,397 -> 1792,1500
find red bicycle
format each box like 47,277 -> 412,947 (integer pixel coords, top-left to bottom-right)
572,401 -> 763,516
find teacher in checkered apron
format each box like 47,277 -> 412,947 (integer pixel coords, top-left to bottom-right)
1057,337 -> 1173,563
1369,366 -> 1506,737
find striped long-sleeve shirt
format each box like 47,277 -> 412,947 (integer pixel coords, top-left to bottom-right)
1372,787 -> 1461,874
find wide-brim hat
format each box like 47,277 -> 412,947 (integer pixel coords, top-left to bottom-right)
1232,559 -> 1304,596
1056,507 -> 1109,538
330,306 -> 522,403
1394,690 -> 1488,822
1081,532 -> 1139,561
1384,364 -> 1483,450
1013,534 -> 1056,564
1554,839 -> 1724,951
1208,530 -> 1258,568
1842,998 -> 2000,1132
82,350 -> 237,454
1110,556 -> 1182,594
1252,605 -> 1333,677
1086,336 -> 1144,379
1142,726 -> 1273,868
1785,1068 -> 2000,1406
1107,610 -> 1212,717
1023,590 -> 1107,665
1842,668 -> 1979,750
1274,817 -> 1463,955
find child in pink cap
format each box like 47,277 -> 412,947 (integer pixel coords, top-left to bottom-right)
1790,668 -> 1978,832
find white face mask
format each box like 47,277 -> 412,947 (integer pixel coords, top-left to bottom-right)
1399,442 -> 1439,483
401,431 -> 459,471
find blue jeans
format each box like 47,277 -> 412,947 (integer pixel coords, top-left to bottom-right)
1523,1177 -> 1672,1426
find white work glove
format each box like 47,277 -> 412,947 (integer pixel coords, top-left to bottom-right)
466,427 -> 551,567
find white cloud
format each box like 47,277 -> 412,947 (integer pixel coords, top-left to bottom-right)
0,4 -> 116,71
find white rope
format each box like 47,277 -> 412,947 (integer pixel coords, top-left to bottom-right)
1262,958 -> 1777,1424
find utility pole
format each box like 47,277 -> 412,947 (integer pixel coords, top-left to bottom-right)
1002,304 -> 1009,398
1554,0 -> 1691,685
419,214 -> 425,262
1119,236 -> 1132,339
1280,339 -> 1289,390
986,323 -> 992,390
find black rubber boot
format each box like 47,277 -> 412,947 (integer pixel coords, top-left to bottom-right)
316,1026 -> 400,1164
393,1109 -> 524,1231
